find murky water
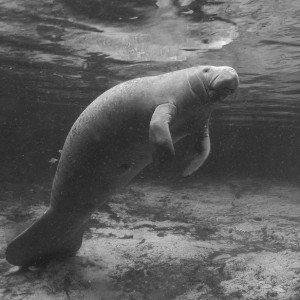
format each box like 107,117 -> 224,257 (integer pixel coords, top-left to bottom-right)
0,0 -> 299,183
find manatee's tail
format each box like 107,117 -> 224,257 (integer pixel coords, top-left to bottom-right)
5,206 -> 91,266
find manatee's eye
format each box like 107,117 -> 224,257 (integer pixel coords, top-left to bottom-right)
204,68 -> 209,73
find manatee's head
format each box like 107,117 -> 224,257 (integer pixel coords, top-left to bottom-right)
204,66 -> 239,103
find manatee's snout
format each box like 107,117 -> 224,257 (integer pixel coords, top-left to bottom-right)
206,66 -> 239,102
210,66 -> 239,93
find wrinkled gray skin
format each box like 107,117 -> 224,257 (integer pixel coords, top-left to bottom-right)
6,65 -> 239,266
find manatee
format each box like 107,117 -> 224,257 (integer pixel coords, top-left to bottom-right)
6,65 -> 239,266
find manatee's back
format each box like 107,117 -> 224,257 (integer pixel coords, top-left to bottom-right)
50,79 -> 157,210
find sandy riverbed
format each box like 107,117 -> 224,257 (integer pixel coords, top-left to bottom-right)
1,177 -> 300,300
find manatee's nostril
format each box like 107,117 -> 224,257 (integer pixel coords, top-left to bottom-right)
228,67 -> 235,73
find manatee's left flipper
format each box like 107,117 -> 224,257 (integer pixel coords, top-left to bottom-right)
182,117 -> 211,177
149,103 -> 177,169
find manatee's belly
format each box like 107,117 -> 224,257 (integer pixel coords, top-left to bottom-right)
95,142 -> 152,188
50,134 -> 152,209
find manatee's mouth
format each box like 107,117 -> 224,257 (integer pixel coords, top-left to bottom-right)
208,87 -> 237,103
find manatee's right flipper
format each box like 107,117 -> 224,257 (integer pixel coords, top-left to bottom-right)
182,117 -> 211,177
149,103 -> 177,169
5,207 -> 91,266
